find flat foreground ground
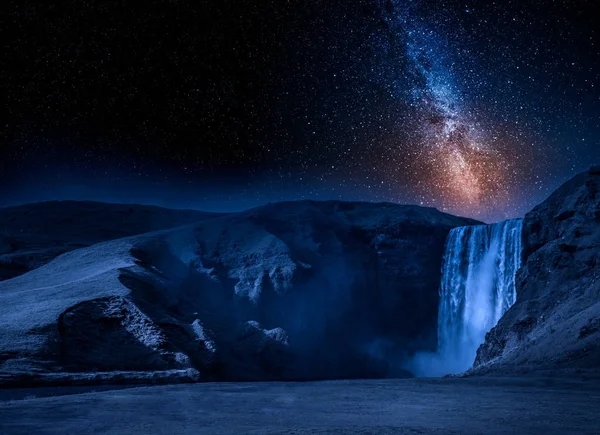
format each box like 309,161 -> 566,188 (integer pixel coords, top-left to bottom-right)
1,377 -> 599,434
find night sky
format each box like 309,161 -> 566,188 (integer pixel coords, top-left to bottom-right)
2,0 -> 599,222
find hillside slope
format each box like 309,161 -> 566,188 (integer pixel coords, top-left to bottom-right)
0,201 -> 221,281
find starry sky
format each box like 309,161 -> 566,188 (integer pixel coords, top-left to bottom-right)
2,0 -> 599,222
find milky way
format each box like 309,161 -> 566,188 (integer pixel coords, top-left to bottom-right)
2,1 -> 598,222
381,1 -> 518,220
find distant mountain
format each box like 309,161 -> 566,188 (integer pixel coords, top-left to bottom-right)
0,201 -> 222,281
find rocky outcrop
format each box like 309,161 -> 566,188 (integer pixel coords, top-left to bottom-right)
0,200 -> 477,385
473,167 -> 600,375
0,201 -> 220,282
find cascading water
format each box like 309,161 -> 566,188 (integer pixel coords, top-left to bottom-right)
436,219 -> 523,373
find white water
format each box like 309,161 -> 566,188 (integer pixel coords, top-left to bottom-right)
437,219 -> 523,372
409,219 -> 523,376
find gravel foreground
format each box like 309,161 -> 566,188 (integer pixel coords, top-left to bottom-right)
1,377 -> 599,435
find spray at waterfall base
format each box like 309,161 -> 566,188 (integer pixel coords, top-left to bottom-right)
407,219 -> 523,377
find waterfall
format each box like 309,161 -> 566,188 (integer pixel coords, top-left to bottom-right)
436,219 -> 523,373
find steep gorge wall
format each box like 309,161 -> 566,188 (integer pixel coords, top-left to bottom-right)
473,167 -> 600,375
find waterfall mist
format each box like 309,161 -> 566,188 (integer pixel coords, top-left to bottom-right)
407,219 -> 523,377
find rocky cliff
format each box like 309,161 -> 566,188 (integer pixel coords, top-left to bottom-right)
0,200 -> 477,386
473,167 -> 600,376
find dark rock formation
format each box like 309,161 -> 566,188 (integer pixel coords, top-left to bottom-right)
57,296 -> 195,372
473,168 -> 600,375
0,201 -> 220,282
0,200 -> 477,385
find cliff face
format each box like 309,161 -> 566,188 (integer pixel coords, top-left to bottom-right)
474,168 -> 600,375
0,200 -> 477,385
